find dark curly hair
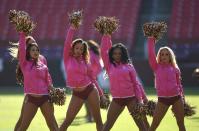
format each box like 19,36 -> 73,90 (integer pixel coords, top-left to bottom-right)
108,43 -> 131,66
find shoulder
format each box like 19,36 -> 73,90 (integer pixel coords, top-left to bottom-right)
126,63 -> 135,69
39,55 -> 46,61
174,67 -> 181,74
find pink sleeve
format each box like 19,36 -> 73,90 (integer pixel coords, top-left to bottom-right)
93,80 -> 103,96
87,64 -> 103,96
147,37 -> 158,71
93,55 -> 103,74
19,32 -> 27,67
46,69 -> 53,87
100,35 -> 112,71
176,69 -> 184,97
138,83 -> 147,100
63,26 -> 75,63
129,66 -> 142,102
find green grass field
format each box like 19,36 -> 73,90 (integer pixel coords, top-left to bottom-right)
0,88 -> 199,131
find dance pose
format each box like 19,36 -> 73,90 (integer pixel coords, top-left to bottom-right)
13,31 -> 58,131
147,37 -> 186,131
12,36 -> 54,131
100,34 -> 147,131
59,23 -> 106,131
85,40 -> 104,122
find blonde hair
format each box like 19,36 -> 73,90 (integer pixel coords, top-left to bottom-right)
156,46 -> 179,69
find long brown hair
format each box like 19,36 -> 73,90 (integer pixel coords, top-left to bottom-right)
8,36 -> 36,60
8,36 -> 38,86
71,38 -> 90,64
16,43 -> 39,86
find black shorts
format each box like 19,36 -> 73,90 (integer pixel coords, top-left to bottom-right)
26,94 -> 49,107
113,97 -> 136,107
72,84 -> 94,100
158,95 -> 181,106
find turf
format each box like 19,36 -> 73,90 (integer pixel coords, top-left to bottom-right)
0,88 -> 198,131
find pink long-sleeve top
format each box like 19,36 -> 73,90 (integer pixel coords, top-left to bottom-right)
136,77 -> 147,100
63,26 -> 103,96
19,32 -> 52,95
89,50 -> 103,77
100,35 -> 142,101
147,37 -> 184,97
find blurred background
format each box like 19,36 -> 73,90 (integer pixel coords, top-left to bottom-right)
0,0 -> 199,88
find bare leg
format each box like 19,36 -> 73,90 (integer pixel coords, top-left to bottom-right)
142,115 -> 150,130
17,102 -> 38,131
172,98 -> 186,131
102,100 -> 125,131
14,95 -> 27,131
87,88 -> 103,131
127,99 -> 147,131
40,101 -> 58,131
149,102 -> 169,131
59,95 -> 84,131
85,101 -> 93,122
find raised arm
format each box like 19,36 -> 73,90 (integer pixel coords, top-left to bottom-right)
147,37 -> 158,71
18,32 -> 27,66
100,35 -> 112,71
63,26 -> 76,63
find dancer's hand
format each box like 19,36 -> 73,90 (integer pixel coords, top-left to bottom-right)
182,96 -> 185,104
100,94 -> 110,109
48,85 -> 54,92
143,98 -> 148,104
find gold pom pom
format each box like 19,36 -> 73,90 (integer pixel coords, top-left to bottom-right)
184,102 -> 196,117
8,10 -> 18,24
49,88 -> 66,106
8,10 -> 30,24
68,10 -> 83,28
130,103 -> 145,119
172,101 -> 196,117
144,100 -> 157,117
8,10 -> 36,35
15,15 -> 36,35
143,22 -> 167,40
94,16 -> 119,35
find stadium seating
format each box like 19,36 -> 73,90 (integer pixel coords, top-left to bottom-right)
0,0 -> 142,50
169,0 -> 199,43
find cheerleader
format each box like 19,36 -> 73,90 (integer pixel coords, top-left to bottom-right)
59,24 -> 106,131
147,37 -> 186,131
13,31 -> 58,131
100,34 -> 147,131
12,36 -> 53,131
85,40 -> 104,122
